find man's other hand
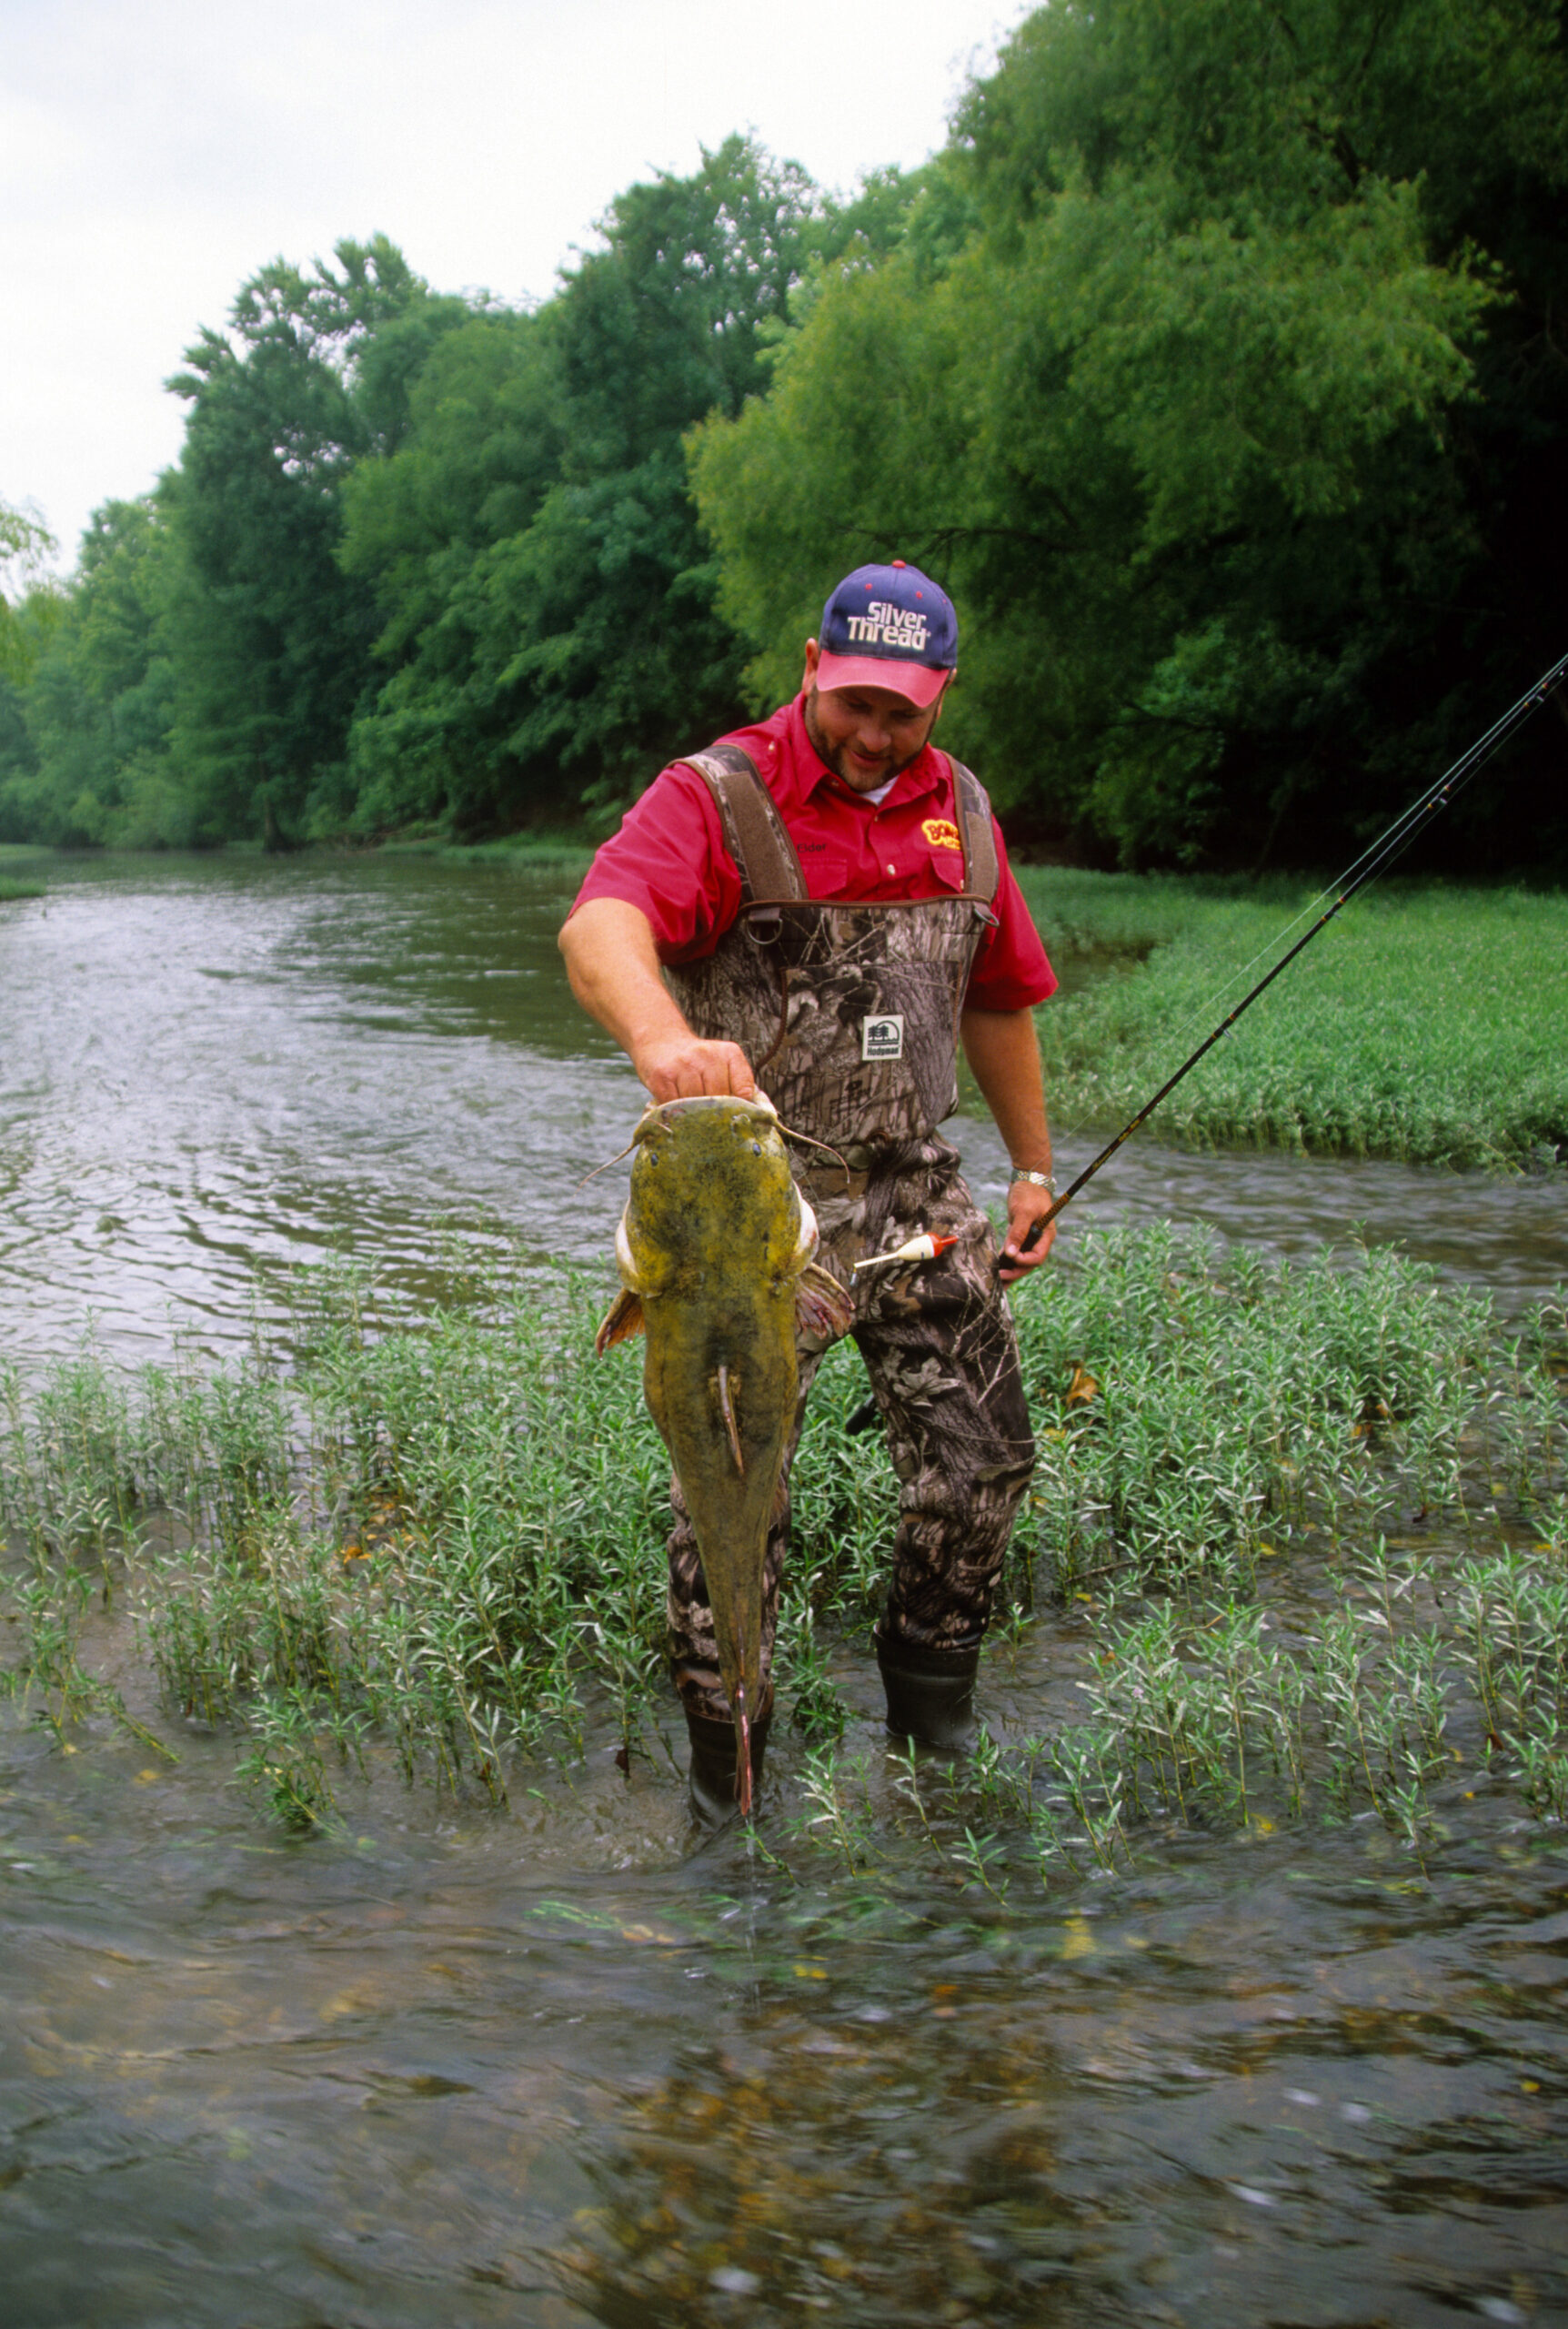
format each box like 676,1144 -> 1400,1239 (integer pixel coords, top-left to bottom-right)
998,1180 -> 1057,1282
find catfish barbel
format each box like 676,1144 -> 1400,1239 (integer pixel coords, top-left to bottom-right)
595,1095 -> 852,1815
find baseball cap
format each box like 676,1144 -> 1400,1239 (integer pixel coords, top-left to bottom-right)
814,560 -> 958,709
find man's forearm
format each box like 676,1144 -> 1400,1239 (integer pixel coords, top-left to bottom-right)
960,1005 -> 1052,1174
960,1003 -> 1056,1275
559,898 -> 689,1059
558,897 -> 757,1101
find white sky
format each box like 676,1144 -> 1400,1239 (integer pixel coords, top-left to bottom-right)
2,0 -> 1028,570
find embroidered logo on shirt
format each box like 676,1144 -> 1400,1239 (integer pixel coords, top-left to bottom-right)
921,818 -> 961,852
861,1013 -> 905,1062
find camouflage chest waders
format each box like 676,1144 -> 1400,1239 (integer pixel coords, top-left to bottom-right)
661,748 -> 1038,1729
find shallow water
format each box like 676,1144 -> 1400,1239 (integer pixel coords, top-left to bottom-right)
2,850 -> 1565,2326
4,1650 -> 1565,2328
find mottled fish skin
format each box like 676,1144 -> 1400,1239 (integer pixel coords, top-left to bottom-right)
596,1095 -> 851,1813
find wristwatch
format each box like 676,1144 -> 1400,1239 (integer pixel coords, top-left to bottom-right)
1010,1167 -> 1057,1193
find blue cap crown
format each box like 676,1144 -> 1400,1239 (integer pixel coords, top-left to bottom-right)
819,561 -> 958,674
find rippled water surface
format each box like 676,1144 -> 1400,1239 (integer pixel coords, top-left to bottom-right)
2,851 -> 1564,2327
4,851 -> 1564,1375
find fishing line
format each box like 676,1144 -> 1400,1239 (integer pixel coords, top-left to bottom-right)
1008,647 -> 1568,1265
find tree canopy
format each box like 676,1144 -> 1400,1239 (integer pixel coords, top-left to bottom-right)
693,0 -> 1568,867
4,13 -> 1565,867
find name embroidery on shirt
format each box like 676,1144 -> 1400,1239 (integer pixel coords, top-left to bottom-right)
861,1013 -> 905,1063
921,818 -> 961,852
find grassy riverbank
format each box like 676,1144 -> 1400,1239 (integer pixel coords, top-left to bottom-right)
1017,872 -> 1568,1170
377,829 -> 596,870
4,1231 -> 1563,1871
0,844 -> 46,903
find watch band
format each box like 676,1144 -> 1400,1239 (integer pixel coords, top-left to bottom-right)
1010,1167 -> 1057,1192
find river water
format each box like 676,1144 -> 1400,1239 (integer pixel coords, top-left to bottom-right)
4,851 -> 1564,1374
2,851 -> 1564,2327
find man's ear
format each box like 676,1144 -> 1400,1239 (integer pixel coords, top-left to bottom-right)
801,638 -> 821,692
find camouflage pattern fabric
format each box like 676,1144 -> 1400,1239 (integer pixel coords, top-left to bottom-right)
667,892 -> 995,1150
668,1134 -> 1036,1723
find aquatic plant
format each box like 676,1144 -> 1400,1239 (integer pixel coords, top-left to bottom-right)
1,1228 -> 1562,1868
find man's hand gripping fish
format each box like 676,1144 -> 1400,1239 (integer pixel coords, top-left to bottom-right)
596,1096 -> 852,1816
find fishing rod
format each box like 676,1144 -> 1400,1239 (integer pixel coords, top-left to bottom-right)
1003,645 -> 1568,1265
842,648 -> 1568,1433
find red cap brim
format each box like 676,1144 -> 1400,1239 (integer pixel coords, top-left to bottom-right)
813,651 -> 950,710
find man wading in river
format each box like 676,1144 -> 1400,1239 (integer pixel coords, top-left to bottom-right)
559,562 -> 1060,1822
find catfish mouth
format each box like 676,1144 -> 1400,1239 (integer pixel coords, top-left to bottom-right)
638,1093 -> 779,1135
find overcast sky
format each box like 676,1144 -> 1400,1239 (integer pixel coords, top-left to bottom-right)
3,0 -> 1028,570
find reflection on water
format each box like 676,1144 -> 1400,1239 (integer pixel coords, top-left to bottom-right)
2,849 -> 1566,2325
3,850 -> 1565,1377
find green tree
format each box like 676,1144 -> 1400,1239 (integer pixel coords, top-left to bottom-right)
337,306 -> 568,832
165,236 -> 467,845
694,0 -> 1568,867
342,138 -> 898,834
0,500 -> 58,684
0,499 -> 181,847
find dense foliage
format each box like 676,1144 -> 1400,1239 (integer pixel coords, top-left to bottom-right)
694,0 -> 1568,868
3,5 -> 1565,864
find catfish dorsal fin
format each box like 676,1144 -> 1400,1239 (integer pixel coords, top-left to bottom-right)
595,1288 -> 645,1356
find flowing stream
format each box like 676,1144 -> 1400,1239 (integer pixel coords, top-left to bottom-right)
2,850 -> 1564,2327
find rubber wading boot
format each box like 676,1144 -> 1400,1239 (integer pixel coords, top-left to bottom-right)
685,1699 -> 772,1828
877,1632 -> 980,1752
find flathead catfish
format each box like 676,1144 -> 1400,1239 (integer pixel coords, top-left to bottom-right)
596,1096 -> 852,1814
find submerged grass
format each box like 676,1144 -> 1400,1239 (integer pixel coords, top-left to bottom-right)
2,1231 -> 1563,1871
797,1227 -> 1567,1887
1013,871 -> 1568,1169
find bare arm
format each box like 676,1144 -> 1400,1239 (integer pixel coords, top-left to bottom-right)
558,897 -> 756,1101
960,1003 -> 1057,1279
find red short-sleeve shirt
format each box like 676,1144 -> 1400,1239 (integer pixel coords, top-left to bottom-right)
569,695 -> 1056,1013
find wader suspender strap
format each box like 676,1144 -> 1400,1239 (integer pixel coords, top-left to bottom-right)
678,743 -> 1001,911
676,748 -> 807,917
949,758 -> 1000,910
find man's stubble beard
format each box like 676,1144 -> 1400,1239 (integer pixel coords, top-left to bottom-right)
802,688 -> 930,794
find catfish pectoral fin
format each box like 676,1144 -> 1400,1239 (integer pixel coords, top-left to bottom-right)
595,1288 -> 645,1356
715,1364 -> 746,1476
796,1260 -> 855,1344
